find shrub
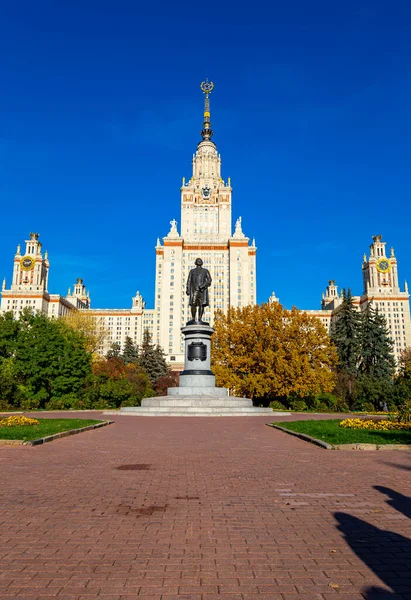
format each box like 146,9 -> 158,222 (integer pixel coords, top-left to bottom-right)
0,399 -> 12,411
397,400 -> 411,424
269,400 -> 287,411
315,392 -> 339,409
290,399 -> 307,412
335,400 -> 350,413
352,399 -> 375,412
311,400 -> 329,412
45,397 -> 72,410
19,398 -> 41,411
155,371 -> 179,396
121,397 -> 141,408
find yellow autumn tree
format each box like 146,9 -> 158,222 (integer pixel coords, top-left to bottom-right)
62,311 -> 109,356
212,302 -> 337,400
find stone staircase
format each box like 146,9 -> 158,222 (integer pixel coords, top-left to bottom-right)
107,396 -> 276,417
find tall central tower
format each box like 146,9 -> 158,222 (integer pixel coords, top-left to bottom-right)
154,82 -> 257,364
180,80 -> 232,243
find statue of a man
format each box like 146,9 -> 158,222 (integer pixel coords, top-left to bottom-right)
186,258 -> 212,324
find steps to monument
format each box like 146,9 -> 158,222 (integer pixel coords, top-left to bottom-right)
115,406 -> 273,417
142,396 -> 252,407
109,397 -> 274,417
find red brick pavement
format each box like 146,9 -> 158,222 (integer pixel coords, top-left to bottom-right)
0,412 -> 410,600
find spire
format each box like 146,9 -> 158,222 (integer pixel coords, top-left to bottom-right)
200,79 -> 214,141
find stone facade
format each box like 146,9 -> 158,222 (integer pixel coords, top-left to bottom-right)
152,100 -> 257,362
1,89 -> 410,366
289,235 -> 411,363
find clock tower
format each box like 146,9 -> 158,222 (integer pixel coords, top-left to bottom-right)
11,232 -> 49,293
360,234 -> 411,361
362,234 -> 400,295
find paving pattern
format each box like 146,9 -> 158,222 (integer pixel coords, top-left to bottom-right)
1,412 -> 411,600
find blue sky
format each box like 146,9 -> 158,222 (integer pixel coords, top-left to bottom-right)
1,0 -> 410,310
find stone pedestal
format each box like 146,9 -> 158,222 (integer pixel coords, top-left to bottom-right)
109,321 -> 274,417
169,323 -> 228,397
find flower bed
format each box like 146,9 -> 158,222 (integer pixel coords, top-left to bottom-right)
273,419 -> 411,445
0,415 -> 39,427
340,418 -> 411,431
0,418 -> 102,441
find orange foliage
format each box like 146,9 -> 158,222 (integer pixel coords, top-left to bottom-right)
212,302 -> 337,400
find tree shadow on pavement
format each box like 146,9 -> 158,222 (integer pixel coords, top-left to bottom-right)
374,485 -> 411,520
380,459 -> 411,472
335,511 -> 411,599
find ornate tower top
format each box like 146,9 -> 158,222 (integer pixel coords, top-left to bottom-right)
200,79 -> 214,142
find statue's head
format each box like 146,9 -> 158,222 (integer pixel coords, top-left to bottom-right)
195,258 -> 203,267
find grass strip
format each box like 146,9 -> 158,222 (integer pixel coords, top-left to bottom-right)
275,419 -> 411,445
0,418 -> 102,441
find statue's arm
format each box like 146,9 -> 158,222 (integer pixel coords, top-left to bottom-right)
186,270 -> 192,295
206,270 -> 212,287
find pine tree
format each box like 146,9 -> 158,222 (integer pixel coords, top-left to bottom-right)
359,303 -> 395,379
138,329 -> 168,386
106,342 -> 121,359
122,336 -> 139,364
331,289 -> 362,375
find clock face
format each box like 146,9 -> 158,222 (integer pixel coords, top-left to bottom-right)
201,186 -> 211,199
376,258 -> 390,273
20,256 -> 35,271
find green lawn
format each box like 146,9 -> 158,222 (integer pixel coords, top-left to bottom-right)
0,419 -> 101,441
275,419 -> 411,445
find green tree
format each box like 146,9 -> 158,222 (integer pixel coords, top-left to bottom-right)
0,311 -> 20,360
393,347 -> 411,406
331,289 -> 361,375
138,329 -> 168,386
359,303 -> 395,379
84,357 -> 154,407
354,375 -> 394,410
0,312 -> 21,408
122,336 -> 139,364
0,358 -> 20,409
106,342 -> 121,359
13,310 -> 91,405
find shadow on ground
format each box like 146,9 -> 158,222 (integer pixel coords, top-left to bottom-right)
335,486 -> 411,599
374,485 -> 411,520
381,457 -> 411,472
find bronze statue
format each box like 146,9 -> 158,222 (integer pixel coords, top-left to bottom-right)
186,258 -> 212,324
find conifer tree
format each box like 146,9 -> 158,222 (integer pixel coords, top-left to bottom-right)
359,303 -> 395,379
106,342 -> 121,359
122,336 -> 139,364
331,289 -> 361,375
138,329 -> 168,386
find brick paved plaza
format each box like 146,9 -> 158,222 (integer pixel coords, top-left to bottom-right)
1,413 -> 410,600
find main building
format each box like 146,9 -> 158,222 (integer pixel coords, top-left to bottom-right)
1,84 -> 410,365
